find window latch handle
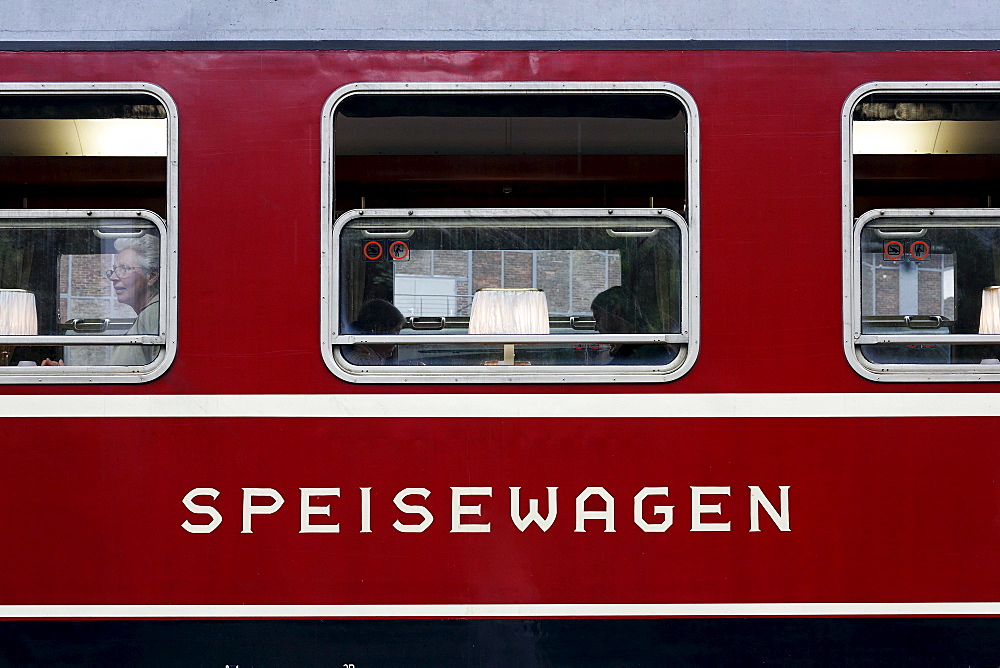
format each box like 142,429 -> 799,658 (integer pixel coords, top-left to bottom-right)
408,316 -> 446,330
903,315 -> 943,329
69,318 -> 110,333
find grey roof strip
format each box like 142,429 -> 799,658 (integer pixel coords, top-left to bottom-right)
2,39 -> 1000,52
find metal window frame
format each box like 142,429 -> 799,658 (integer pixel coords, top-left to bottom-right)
843,81 -> 1000,382
321,81 -> 700,384
0,83 -> 178,384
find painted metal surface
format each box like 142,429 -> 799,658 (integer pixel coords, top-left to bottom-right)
4,48 -> 1000,396
3,0 -> 1000,44
3,416 -> 997,605
0,49 -> 996,620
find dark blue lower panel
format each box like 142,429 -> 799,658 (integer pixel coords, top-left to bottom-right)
1,618 -> 998,666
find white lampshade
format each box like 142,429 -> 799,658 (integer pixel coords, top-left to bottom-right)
468,288 -> 550,335
468,288 -> 549,365
0,289 -> 37,335
980,286 -> 1000,335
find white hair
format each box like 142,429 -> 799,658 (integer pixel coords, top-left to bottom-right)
114,233 -> 160,288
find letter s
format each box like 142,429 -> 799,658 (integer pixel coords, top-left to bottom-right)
393,488 -> 433,533
182,487 -> 222,534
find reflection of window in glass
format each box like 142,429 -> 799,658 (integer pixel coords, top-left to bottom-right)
861,252 -> 955,319
394,249 -> 621,318
0,86 -> 174,383
324,83 -> 698,383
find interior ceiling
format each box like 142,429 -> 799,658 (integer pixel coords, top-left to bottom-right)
854,100 -> 1000,121
339,114 -> 1000,157
854,120 -> 1000,155
335,115 -> 686,156
3,112 -> 1000,162
0,119 -> 167,157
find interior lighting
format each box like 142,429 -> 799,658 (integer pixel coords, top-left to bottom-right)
0,119 -> 167,157
468,288 -> 549,365
0,289 -> 37,365
979,286 -> 1000,335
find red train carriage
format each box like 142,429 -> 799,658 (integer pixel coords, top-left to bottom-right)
0,47 -> 997,663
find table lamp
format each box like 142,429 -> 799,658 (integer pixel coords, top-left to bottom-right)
0,289 -> 37,365
980,286 -> 1000,335
468,288 -> 549,365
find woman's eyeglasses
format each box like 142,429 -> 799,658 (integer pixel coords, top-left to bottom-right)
105,265 -> 140,279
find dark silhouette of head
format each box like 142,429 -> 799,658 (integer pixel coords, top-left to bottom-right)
590,286 -> 650,334
352,299 -> 405,335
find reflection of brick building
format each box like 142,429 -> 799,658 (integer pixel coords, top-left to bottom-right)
861,254 -> 954,319
395,249 -> 621,317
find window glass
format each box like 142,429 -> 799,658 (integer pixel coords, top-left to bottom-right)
853,213 -> 1000,372
0,214 -> 164,368
324,84 -> 698,382
335,213 -> 684,371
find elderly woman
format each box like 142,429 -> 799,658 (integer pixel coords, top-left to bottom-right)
43,234 -> 160,367
108,234 -> 160,365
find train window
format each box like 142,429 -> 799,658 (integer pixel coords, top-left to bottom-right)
322,83 -> 699,383
846,83 -> 1000,380
0,85 -> 176,383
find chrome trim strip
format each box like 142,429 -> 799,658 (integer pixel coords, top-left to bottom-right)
0,602 -> 996,619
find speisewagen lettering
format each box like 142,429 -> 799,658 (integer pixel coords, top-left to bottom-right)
181,486 -> 790,534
